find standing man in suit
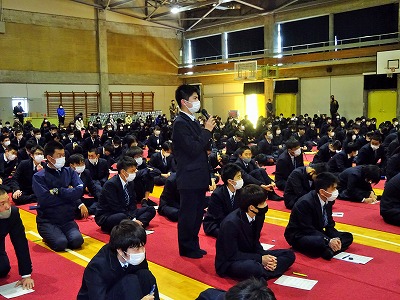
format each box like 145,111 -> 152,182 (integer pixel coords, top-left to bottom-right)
275,138 -> 304,191
32,141 -> 84,252
172,84 -> 216,259
285,172 -> 353,260
215,184 -> 295,280
330,95 -> 339,119
0,188 -> 34,290
13,102 -> 24,124
95,156 -> 156,233
11,145 -> 45,205
77,220 -> 159,300
203,163 -> 243,238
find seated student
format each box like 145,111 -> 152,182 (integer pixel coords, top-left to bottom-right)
44,124 -> 59,143
355,134 -> 385,167
158,173 -> 180,222
97,143 -> 116,169
11,146 -> 45,205
148,141 -> 175,186
215,184 -> 295,281
95,156 -> 156,233
292,125 -> 313,152
32,141 -> 84,252
312,140 -> 341,164
203,164 -> 243,238
234,146 -> 282,200
257,130 -> 275,156
69,154 -> 100,217
284,163 -> 328,209
0,135 -> 11,154
275,138 -> 304,191
10,129 -> 26,150
385,146 -> 400,182
0,188 -> 35,290
82,128 -> 101,156
28,128 -> 46,147
62,129 -> 77,146
380,172 -> 400,226
126,147 -> 160,207
327,142 -> 358,175
285,173 -> 353,260
225,131 -> 245,156
146,126 -> 163,158
317,126 -> 335,149
0,144 -> 19,190
196,277 -> 276,300
17,139 -> 36,164
109,136 -> 123,162
305,122 -> 319,145
338,165 -> 380,204
85,147 -> 110,191
77,220 -> 159,300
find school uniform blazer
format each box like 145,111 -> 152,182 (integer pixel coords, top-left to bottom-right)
257,138 -> 274,155
172,112 -> 212,190
77,244 -> 150,300
82,137 -> 101,153
215,209 -> 265,277
147,134 -> 163,157
159,173 -> 180,210
328,151 -> 353,173
95,175 -> 138,226
203,185 -> 241,234
234,158 -> 263,186
381,172 -> 400,215
355,143 -> 384,165
0,154 -> 17,180
148,152 -> 175,174
312,142 -> 334,163
338,166 -> 372,202
85,158 -> 109,184
275,151 -> 304,184
80,169 -> 101,200
225,137 -> 244,156
284,167 -> 313,209
11,158 -> 44,193
284,190 -> 339,246
0,206 -> 32,276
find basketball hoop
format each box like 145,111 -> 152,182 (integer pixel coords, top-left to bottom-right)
387,67 -> 395,78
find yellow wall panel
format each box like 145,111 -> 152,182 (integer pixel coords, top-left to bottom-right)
0,23 -> 97,73
276,93 -> 297,117
368,90 -> 397,125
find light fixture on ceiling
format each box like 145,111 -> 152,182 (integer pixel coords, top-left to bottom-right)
171,6 -> 180,14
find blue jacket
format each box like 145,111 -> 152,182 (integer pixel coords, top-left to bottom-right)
57,107 -> 65,117
32,165 -> 83,225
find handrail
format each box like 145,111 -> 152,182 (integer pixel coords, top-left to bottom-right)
185,32 -> 399,67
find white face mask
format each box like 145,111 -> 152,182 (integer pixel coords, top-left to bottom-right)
89,158 -> 98,165
126,172 -> 136,182
0,208 -> 11,219
352,135 -> 356,140
135,157 -> 143,166
233,179 -> 244,190
371,144 -> 379,151
34,155 -> 44,163
185,100 -> 201,114
35,135 -> 41,139
325,189 -> 338,202
68,135 -> 74,139
293,148 -> 302,157
124,250 -> 145,266
267,134 -> 273,139
17,135 -> 23,140
75,165 -> 85,174
7,154 -> 16,161
4,141 -> 10,146
163,152 -> 171,158
276,130 -> 281,135
52,156 -> 65,169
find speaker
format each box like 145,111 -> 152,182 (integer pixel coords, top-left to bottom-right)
326,67 -> 333,73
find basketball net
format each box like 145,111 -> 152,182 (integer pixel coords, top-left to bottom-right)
387,67 -> 395,78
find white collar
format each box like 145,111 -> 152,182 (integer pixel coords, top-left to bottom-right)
119,175 -> 127,188
245,212 -> 255,223
226,186 -> 235,199
317,194 -> 327,210
180,110 -> 195,121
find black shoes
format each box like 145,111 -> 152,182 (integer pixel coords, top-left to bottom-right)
321,248 -> 335,260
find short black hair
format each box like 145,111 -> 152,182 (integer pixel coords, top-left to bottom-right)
25,139 -> 36,151
88,147 -> 101,155
285,138 -> 300,150
238,146 -> 251,156
370,134 -> 382,143
117,156 -> 137,173
309,163 -> 328,175
362,165 -> 381,184
345,142 -> 358,154
175,84 -> 200,109
240,184 -> 267,211
104,144 -> 114,154
44,141 -> 64,157
30,145 -> 44,155
69,154 -> 85,165
314,172 -> 338,192
330,140 -> 342,151
0,135 -> 10,142
6,144 -> 18,153
221,163 -> 241,185
109,219 -> 146,252
125,135 -> 139,148
225,278 -> 276,300
161,141 -> 172,151
126,146 -> 143,158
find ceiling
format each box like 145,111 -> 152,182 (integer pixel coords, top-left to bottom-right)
70,0 -> 327,32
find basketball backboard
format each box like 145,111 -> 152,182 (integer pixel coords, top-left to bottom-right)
234,61 -> 257,80
377,50 -> 400,77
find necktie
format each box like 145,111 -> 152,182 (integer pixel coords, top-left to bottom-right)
163,157 -> 167,166
293,157 -> 296,168
230,194 -> 235,207
322,204 -> 328,227
124,185 -> 130,206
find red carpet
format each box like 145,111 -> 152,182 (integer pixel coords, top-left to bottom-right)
0,237 -> 84,300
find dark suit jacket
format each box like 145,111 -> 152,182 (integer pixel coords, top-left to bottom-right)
275,151 -> 304,184
80,169 -> 101,200
172,112 -> 212,190
284,190 -> 339,246
355,143 -> 385,166
0,206 -> 32,276
77,244 -> 158,300
215,209 -> 266,277
381,172 -> 400,216
338,166 -> 372,202
158,173 -> 180,211
312,142 -> 335,163
225,137 -> 244,156
284,167 -> 313,209
11,159 -> 44,193
0,154 -> 17,180
146,134 -> 163,158
82,137 -> 101,154
386,153 -> 400,182
85,158 -> 109,185
10,137 -> 26,149
28,136 -> 46,147
257,138 -> 274,155
95,175 -> 139,226
148,152 -> 175,174
234,158 -> 264,186
328,151 -> 353,173
196,289 -> 225,300
203,185 -> 241,235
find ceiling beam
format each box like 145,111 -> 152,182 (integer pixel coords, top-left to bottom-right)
187,3 -> 219,31
108,0 -> 133,8
150,0 -> 223,19
234,0 -> 264,11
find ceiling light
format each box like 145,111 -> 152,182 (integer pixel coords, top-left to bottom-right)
171,6 -> 180,14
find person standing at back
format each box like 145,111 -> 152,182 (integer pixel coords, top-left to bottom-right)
57,104 -> 65,126
172,84 -> 216,259
330,95 -> 339,119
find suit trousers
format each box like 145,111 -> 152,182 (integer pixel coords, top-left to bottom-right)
158,206 -> 179,222
107,269 -> 159,300
292,231 -> 353,258
381,208 -> 400,226
12,193 -> 37,205
37,220 -> 84,252
100,207 -> 156,233
0,250 -> 11,277
178,189 -> 206,255
225,249 -> 295,281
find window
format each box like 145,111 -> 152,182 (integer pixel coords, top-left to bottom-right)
191,34 -> 222,60
228,27 -> 264,56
